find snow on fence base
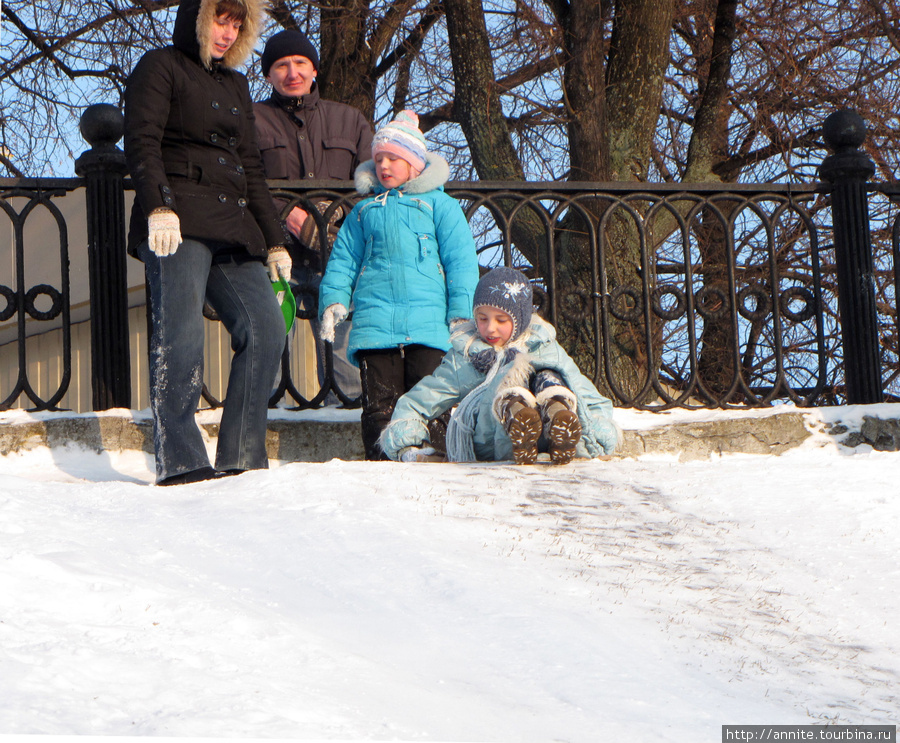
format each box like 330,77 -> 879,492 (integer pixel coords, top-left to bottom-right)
3,403 -> 900,461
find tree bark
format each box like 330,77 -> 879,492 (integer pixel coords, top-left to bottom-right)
562,0 -> 610,181
605,0 -> 676,183
683,0 -> 742,399
443,0 -> 549,274
317,0 -> 377,119
553,0 -> 676,399
684,0 -> 738,183
443,0 -> 525,182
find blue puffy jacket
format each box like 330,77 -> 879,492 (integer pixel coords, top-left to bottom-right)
319,153 -> 480,365
380,317 -> 620,461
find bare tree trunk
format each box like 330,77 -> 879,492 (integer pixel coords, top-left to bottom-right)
554,0 -> 675,400
563,0 -> 610,181
443,0 -> 548,271
638,0 -> 741,400
318,0 -> 377,119
605,0 -> 676,182
318,0 -> 429,120
684,0 -> 742,398
683,0 -> 738,184
443,0 -> 525,182
694,208 -> 738,401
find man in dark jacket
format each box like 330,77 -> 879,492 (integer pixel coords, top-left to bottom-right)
254,29 -> 373,404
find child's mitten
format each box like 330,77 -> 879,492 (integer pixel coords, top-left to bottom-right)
399,446 -> 441,462
320,303 -> 348,342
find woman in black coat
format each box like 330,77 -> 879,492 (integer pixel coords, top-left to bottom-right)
124,0 -> 291,486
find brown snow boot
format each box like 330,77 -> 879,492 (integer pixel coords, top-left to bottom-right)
540,395 -> 582,465
500,393 -> 542,465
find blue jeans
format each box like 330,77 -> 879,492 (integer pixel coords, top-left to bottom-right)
140,239 -> 285,482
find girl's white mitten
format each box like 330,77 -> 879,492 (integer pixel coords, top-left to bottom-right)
320,303 -> 348,342
147,209 -> 182,257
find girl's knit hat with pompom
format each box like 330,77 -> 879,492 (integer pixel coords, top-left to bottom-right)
371,110 -> 428,177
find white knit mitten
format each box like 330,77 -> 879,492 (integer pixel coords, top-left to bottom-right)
266,246 -> 292,282
147,208 -> 182,257
319,303 -> 348,343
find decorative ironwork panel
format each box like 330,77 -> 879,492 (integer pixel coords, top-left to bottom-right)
0,182 -> 75,411
255,181 -> 847,410
5,177 -> 892,413
450,183 -> 830,410
865,184 -> 900,401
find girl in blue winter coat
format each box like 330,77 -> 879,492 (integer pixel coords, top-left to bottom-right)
318,110 -> 480,459
379,267 -> 620,465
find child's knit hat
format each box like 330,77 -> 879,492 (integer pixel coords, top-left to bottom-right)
372,110 -> 428,177
473,266 -> 534,343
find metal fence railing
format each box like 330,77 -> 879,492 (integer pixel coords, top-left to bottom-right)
1,107 -> 894,412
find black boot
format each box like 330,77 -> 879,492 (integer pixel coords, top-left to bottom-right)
361,412 -> 392,460
358,349 -> 405,461
157,466 -> 219,487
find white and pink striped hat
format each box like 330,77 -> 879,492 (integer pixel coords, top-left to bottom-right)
371,110 -> 428,177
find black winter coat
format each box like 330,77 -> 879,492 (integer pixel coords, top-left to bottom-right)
124,0 -> 283,259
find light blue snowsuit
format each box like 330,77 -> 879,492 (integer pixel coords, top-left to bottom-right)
380,317 -> 620,461
318,153 -> 480,365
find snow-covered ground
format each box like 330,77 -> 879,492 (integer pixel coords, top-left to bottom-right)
0,406 -> 898,742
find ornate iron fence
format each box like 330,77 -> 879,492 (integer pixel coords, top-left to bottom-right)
870,183 -> 900,398
0,180 -> 77,411
268,181 -> 838,410
1,107 -> 895,413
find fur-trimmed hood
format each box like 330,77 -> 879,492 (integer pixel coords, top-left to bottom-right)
450,315 -> 557,357
353,151 -> 450,195
449,315 -> 558,396
173,0 -> 265,70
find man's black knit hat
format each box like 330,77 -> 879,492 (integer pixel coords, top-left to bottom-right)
261,29 -> 319,77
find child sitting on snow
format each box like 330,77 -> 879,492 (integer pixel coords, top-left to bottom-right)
379,266 -> 619,464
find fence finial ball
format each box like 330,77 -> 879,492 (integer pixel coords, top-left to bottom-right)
823,109 -> 866,152
79,104 -> 124,148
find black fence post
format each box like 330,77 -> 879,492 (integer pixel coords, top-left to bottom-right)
819,109 -> 884,404
74,103 -> 132,410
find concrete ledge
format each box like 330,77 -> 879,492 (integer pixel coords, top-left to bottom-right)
0,409 -> 369,462
0,414 -> 154,457
264,419 -> 366,462
3,404 -> 900,461
616,410 -> 814,459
